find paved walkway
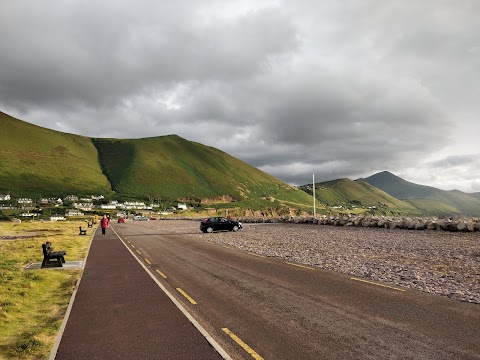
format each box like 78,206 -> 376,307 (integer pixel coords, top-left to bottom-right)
53,226 -> 225,359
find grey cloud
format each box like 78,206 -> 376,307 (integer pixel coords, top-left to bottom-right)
425,155 -> 480,169
0,1 -> 297,110
1,0 -> 479,192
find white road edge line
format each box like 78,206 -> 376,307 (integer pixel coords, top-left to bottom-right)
111,225 -> 232,360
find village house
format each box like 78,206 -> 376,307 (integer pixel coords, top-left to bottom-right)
100,203 -> 117,210
50,215 -> 66,221
20,212 -> 38,218
17,198 -> 33,204
121,201 -> 146,210
73,202 -> 94,211
0,194 -> 11,201
65,209 -> 84,217
64,195 -> 79,202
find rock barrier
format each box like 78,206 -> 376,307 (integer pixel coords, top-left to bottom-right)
236,215 -> 480,232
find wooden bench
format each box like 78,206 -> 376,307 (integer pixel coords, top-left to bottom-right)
79,226 -> 87,235
41,242 -> 66,268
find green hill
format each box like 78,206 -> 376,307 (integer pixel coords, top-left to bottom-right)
0,112 -> 111,197
0,111 -> 315,213
92,135 -> 315,210
362,171 -> 480,216
299,178 -> 418,215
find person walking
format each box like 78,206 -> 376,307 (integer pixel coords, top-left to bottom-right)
100,214 -> 109,236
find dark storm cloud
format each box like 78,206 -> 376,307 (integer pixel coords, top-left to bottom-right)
1,0 -> 479,191
0,1 -> 297,109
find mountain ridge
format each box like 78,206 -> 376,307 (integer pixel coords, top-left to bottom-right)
359,171 -> 480,216
0,111 -> 315,214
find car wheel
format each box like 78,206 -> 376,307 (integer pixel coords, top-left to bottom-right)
206,227 -> 214,233
232,225 -> 239,232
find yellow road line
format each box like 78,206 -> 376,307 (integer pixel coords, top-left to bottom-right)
248,253 -> 265,258
156,269 -> 167,279
222,328 -> 264,360
176,288 -> 197,304
351,277 -> 406,292
144,258 -> 151,265
136,249 -> 142,255
286,262 -> 315,270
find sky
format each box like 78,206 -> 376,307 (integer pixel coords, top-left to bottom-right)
1,0 -> 479,192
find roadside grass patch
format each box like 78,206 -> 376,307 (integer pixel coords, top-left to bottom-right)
0,221 -> 92,359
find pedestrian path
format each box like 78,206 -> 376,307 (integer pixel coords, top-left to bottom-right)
52,227 -> 225,359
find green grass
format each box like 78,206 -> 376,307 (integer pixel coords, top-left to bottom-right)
0,112 -> 112,197
93,135 -> 316,210
0,221 -> 93,359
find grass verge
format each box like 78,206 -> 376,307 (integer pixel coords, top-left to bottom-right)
0,221 -> 93,359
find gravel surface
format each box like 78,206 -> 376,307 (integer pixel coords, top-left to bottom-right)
135,220 -> 480,304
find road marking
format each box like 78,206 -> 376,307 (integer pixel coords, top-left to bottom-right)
248,253 -> 265,258
286,262 -> 315,270
156,269 -> 167,279
351,277 -> 406,292
222,328 -> 264,360
144,258 -> 151,265
111,227 -> 231,359
176,288 -> 197,304
223,245 -> 236,250
136,249 -> 142,255
131,244 -> 135,248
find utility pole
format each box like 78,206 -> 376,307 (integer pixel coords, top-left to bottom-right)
313,173 -> 316,219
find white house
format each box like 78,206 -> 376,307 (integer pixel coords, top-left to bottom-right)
64,195 -> 79,202
100,204 -> 117,210
121,201 -> 146,210
50,216 -> 66,221
0,194 -> 11,201
17,198 -> 33,204
73,203 -> 94,211
20,212 -> 38,218
65,209 -> 83,217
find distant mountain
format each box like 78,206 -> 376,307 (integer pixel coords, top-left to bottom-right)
360,171 -> 437,199
361,171 -> 480,216
0,111 -> 314,213
300,178 -> 419,216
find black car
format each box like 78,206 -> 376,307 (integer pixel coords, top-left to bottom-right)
200,217 -> 242,233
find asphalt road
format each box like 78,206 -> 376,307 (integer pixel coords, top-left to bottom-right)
112,222 -> 480,360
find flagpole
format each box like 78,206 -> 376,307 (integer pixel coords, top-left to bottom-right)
313,173 -> 316,219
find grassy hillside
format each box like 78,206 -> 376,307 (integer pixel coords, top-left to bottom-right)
362,171 -> 480,216
300,178 -> 418,215
0,112 -> 111,197
404,198 -> 461,217
0,112 -> 316,213
93,135 -> 316,210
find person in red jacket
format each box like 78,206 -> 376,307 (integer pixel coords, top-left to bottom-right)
100,214 -> 109,236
